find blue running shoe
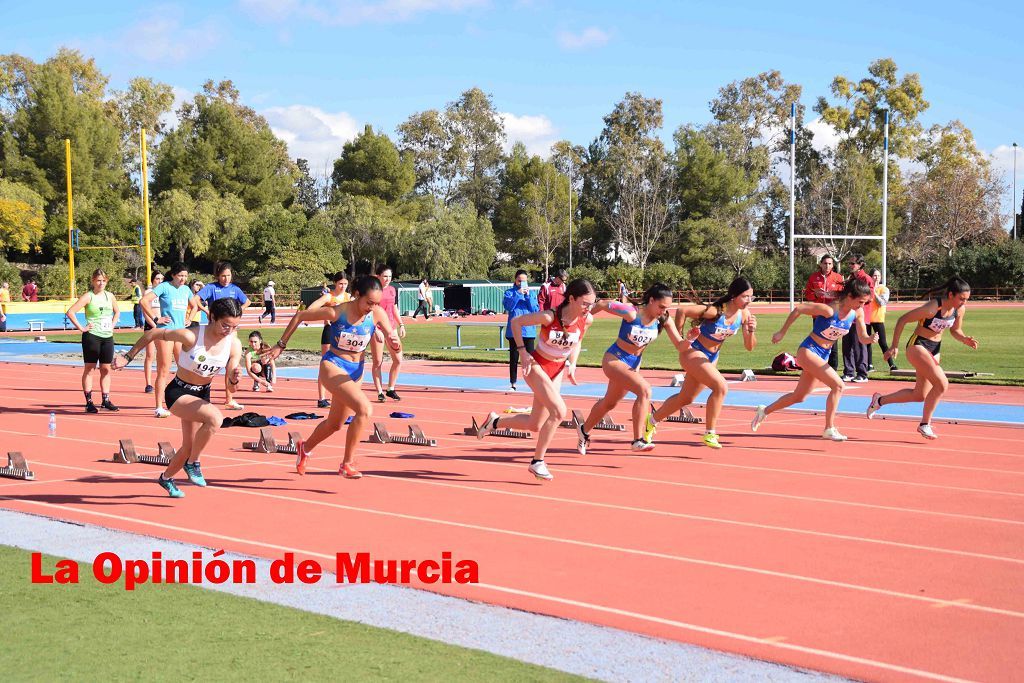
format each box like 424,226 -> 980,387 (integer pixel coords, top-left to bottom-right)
183,462 -> 207,487
157,476 -> 184,498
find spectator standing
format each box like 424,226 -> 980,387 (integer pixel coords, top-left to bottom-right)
22,278 -> 38,302
502,270 -> 539,391
617,278 -> 630,303
868,268 -> 897,372
259,280 -> 277,324
0,282 -> 10,332
842,254 -> 875,381
538,268 -> 568,311
412,277 -> 432,319
130,278 -> 145,329
191,261 -> 250,409
803,254 -> 844,371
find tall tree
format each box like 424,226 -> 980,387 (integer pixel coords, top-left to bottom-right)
294,158 -> 321,217
0,178 -> 45,251
331,124 -> 414,202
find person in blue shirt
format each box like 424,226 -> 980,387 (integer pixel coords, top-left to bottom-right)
141,263 -> 192,418
190,261 -> 250,410
503,270 -> 539,391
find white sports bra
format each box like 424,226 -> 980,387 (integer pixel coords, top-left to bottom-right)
177,324 -> 233,378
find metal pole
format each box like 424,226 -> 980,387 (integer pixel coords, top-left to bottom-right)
567,160 -> 573,270
141,129 -> 152,287
65,139 -> 76,300
1013,142 -> 1018,240
881,110 -> 889,285
788,103 -> 796,311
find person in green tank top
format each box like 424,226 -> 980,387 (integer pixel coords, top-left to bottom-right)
65,269 -> 122,413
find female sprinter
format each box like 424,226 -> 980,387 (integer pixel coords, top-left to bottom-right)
643,277 -> 757,449
261,275 -> 401,479
113,299 -> 245,498
475,279 -> 597,481
141,264 -> 191,418
246,331 -> 275,392
371,265 -> 405,402
575,283 -> 685,455
751,278 -> 878,441
866,277 -> 977,439
65,269 -> 121,413
309,272 -> 351,408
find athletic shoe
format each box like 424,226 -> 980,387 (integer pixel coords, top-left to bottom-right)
377,392 -> 386,403
528,460 -> 553,481
155,407 -> 171,418
868,364 -> 875,371
252,382 -> 260,392
889,364 -> 899,372
853,376 -> 868,383
509,384 -> 517,392
295,440 -> 310,475
266,385 -> 274,393
702,432 -> 722,449
866,392 -> 882,420
317,399 -> 331,409
822,427 -> 848,441
157,476 -> 184,498
751,405 -> 767,431
574,418 -> 589,455
642,413 -> 657,444
841,375 -> 854,382
917,424 -> 938,440
385,389 -> 401,401
144,384 -> 154,393
226,400 -> 244,410
85,402 -> 98,414
631,439 -> 655,452
101,399 -> 119,412
476,412 -> 499,439
183,462 -> 207,487
340,463 -> 362,479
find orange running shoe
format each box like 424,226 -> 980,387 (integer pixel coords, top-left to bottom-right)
339,463 -> 362,479
295,440 -> 310,475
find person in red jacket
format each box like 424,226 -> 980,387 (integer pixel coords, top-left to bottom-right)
842,254 -> 875,381
803,255 -> 844,371
538,268 -> 567,311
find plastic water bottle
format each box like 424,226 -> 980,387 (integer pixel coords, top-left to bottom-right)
48,412 -> 57,438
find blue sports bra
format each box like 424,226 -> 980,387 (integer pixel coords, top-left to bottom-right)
616,315 -> 660,349
921,299 -> 957,333
327,308 -> 376,353
810,308 -> 856,341
698,310 -> 743,342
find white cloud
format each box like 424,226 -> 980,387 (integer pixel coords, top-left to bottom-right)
158,86 -> 194,133
500,112 -> 558,157
262,105 -> 361,173
805,116 -> 841,153
118,9 -> 222,63
556,26 -> 609,51
238,0 -> 486,25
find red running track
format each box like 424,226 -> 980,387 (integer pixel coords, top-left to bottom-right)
1,360 -> 1022,682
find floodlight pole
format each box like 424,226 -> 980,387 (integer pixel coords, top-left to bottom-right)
1014,142 -> 1018,240
141,129 -> 153,287
567,159 -> 573,270
788,103 -> 796,311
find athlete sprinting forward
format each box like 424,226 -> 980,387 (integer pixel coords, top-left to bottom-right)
309,272 -> 351,408
370,265 -> 405,402
643,277 -> 758,449
476,279 -> 596,481
575,283 -> 684,455
140,264 -> 192,418
65,269 -> 121,414
261,275 -> 401,479
866,277 -> 977,439
751,278 -> 877,441
113,299 -> 245,498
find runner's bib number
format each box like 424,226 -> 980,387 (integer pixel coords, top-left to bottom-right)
818,324 -> 851,341
335,330 -> 372,352
547,330 -> 580,349
95,318 -> 113,333
627,326 -> 657,347
926,317 -> 954,333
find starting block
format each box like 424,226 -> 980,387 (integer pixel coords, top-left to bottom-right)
740,369 -> 756,382
1,452 -> 35,480
113,439 -> 175,465
669,373 -> 686,387
559,409 -> 624,432
663,406 -> 703,424
242,429 -> 300,455
369,423 -> 437,447
464,416 -> 531,439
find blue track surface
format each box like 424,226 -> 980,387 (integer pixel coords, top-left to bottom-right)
3,340 -> 1021,425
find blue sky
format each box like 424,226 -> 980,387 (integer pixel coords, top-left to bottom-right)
3,0 -> 1021,220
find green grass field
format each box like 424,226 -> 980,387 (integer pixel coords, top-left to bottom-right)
0,545 -> 584,681
55,307 -> 1024,385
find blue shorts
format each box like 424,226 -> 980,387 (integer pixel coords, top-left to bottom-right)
322,350 -> 365,382
690,339 -> 720,363
605,343 -> 642,370
799,336 -> 833,361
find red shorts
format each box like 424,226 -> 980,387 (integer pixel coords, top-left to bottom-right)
530,351 -> 566,380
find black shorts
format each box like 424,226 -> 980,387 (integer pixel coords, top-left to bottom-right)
321,324 -> 331,346
164,376 -> 212,409
909,334 -> 941,357
82,332 -> 115,365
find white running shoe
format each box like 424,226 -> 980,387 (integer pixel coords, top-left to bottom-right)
529,460 -> 553,480
266,385 -> 275,393
476,412 -> 499,439
866,392 -> 882,420
917,424 -> 938,440
574,417 -> 589,455
822,427 -> 848,441
154,407 -> 171,418
751,405 -> 767,431
631,439 -> 655,452
509,384 -> 517,392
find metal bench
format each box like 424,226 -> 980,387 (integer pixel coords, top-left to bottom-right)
27,320 -> 45,332
444,321 -> 509,351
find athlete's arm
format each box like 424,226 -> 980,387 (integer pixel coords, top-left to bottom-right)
661,313 -> 686,349
563,314 -> 590,386
949,306 -> 979,349
225,337 -> 244,386
855,309 -> 878,344
772,303 -> 819,343
262,305 -> 340,361
593,299 -> 637,322
373,306 -> 402,350
742,310 -> 757,351
113,327 -> 196,369
110,294 -> 120,329
64,292 -> 93,333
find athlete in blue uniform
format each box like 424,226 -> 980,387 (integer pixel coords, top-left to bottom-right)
140,263 -> 192,418
191,261 -> 251,411
642,277 -> 757,449
575,284 -> 684,455
751,279 -> 877,441
866,278 -> 977,439
261,275 -> 401,479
